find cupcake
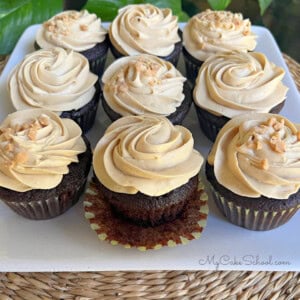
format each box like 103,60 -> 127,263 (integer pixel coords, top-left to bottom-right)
193,51 -> 288,141
183,9 -> 257,83
206,113 -> 300,231
35,10 -> 109,77
0,109 -> 92,220
92,115 -> 204,227
8,47 -> 100,133
101,54 -> 191,125
109,4 -> 182,66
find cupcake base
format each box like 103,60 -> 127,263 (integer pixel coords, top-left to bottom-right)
182,47 -> 203,84
109,30 -> 183,67
102,82 -> 192,125
195,100 -> 286,142
206,162 -> 300,231
61,82 -> 101,133
0,137 -> 92,220
84,178 -> 208,250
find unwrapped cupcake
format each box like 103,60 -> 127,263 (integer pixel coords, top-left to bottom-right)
84,115 -> 209,250
0,109 -> 92,220
193,51 -> 288,141
109,4 -> 182,66
101,54 -> 191,125
35,10 -> 109,77
183,9 -> 257,82
8,47 -> 100,132
206,113 -> 300,231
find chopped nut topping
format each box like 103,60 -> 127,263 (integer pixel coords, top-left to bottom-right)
118,83 -> 128,93
267,117 -> 276,127
4,143 -> 14,152
256,140 -> 262,150
273,140 -> 286,153
38,116 -> 49,127
14,152 -> 28,164
27,129 -> 37,141
80,24 -> 88,31
273,118 -> 285,131
261,158 -> 269,170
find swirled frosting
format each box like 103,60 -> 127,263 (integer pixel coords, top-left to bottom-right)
93,115 -> 203,196
194,51 -> 288,118
208,113 -> 300,199
109,4 -> 180,56
8,47 -> 98,114
36,10 -> 107,52
183,10 -> 257,61
102,54 -> 186,116
0,109 -> 86,192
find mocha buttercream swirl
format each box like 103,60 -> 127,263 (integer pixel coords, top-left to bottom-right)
93,115 -> 203,196
194,51 -> 288,118
8,47 -> 98,114
0,109 -> 86,192
208,113 -> 300,199
183,10 -> 257,61
109,4 -> 180,56
102,54 -> 186,116
36,10 -> 107,52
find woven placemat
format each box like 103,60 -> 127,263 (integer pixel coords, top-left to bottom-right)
0,54 -> 300,299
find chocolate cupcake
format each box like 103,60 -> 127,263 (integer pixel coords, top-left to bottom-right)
109,4 -> 182,66
35,10 -> 109,77
193,51 -> 288,141
206,113 -> 300,231
92,115 -> 204,227
0,109 -> 92,220
101,54 -> 191,125
8,47 -> 100,133
183,10 -> 257,83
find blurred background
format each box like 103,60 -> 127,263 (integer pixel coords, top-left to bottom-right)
64,0 -> 300,61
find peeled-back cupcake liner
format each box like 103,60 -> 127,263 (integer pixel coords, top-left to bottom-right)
195,105 -> 229,142
182,47 -> 203,84
209,183 -> 300,231
3,178 -> 87,220
84,178 -> 209,251
61,82 -> 101,133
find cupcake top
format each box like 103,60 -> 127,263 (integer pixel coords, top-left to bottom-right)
208,113 -> 300,199
109,4 -> 180,56
193,51 -> 288,118
36,10 -> 107,52
8,47 -> 98,114
93,115 -> 203,196
183,9 -> 257,61
102,54 -> 186,117
0,109 -> 86,192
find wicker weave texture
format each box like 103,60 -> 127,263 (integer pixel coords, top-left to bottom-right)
0,55 -> 300,299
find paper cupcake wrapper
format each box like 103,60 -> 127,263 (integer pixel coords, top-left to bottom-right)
182,47 -> 203,84
89,53 -> 108,78
210,184 -> 300,231
84,179 -> 209,251
4,179 -> 87,220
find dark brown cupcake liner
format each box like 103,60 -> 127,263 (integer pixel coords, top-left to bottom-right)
0,137 -> 92,220
84,178 -> 209,251
182,47 -> 203,84
102,81 -> 192,125
109,30 -> 183,67
209,183 -> 300,231
195,100 -> 286,142
61,81 -> 101,133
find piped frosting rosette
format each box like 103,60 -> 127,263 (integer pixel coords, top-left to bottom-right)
102,54 -> 186,117
36,10 -> 107,52
0,109 -> 86,192
8,47 -> 98,114
208,113 -> 300,199
183,9 -> 257,61
194,51 -> 288,118
93,115 -> 203,196
109,4 -> 180,56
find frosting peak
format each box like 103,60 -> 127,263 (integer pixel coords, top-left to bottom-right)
0,109 -> 86,192
109,4 -> 180,56
36,10 -> 107,52
93,115 -> 203,196
183,10 -> 257,61
8,47 -> 98,114
208,113 -> 300,199
102,54 -> 186,117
